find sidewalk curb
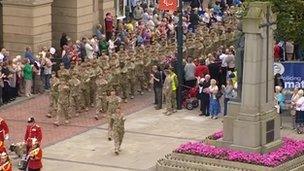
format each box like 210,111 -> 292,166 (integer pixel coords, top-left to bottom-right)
0,95 -> 39,110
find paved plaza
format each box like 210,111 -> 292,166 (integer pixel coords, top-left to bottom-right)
2,93 -> 302,171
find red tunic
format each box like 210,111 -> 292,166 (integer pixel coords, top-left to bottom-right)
0,161 -> 12,171
24,124 -> 42,146
27,147 -> 43,170
0,118 -> 9,142
0,141 -> 6,153
195,64 -> 209,78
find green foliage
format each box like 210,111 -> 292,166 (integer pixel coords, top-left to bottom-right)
243,0 -> 304,44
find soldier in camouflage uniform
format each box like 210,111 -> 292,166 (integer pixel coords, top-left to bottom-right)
126,53 -> 136,99
81,62 -> 91,110
54,81 -> 70,126
47,72 -> 60,118
68,69 -> 81,116
119,61 -> 129,103
95,73 -> 109,120
134,54 -> 145,95
112,107 -> 125,155
89,61 -> 99,107
106,90 -> 121,141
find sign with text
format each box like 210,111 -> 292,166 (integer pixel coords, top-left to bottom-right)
158,0 -> 179,11
274,62 -> 304,89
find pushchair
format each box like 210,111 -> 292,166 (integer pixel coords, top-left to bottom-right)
181,85 -> 199,110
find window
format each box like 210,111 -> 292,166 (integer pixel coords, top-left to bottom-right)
115,0 -> 126,19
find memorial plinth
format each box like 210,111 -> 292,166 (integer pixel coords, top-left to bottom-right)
156,2 -> 304,170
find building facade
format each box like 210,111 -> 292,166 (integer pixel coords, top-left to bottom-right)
0,0 -> 122,56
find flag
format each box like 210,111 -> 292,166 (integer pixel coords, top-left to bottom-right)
158,0 -> 179,11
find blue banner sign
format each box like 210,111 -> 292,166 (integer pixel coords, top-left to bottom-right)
274,62 -> 304,89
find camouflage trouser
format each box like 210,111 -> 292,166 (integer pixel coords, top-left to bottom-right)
120,83 -> 129,99
144,70 -> 151,89
165,92 -> 173,112
171,90 -> 177,110
113,130 -> 124,151
90,82 -> 96,106
128,78 -> 135,96
81,88 -> 91,108
49,94 -> 58,117
56,102 -> 69,124
95,95 -> 107,116
136,76 -> 145,92
69,95 -> 80,116
107,113 -> 114,139
112,84 -> 120,94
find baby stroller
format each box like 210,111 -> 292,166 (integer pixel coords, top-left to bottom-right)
182,85 -> 199,110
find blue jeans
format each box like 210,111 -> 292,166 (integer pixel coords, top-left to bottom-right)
44,74 -> 51,90
209,98 -> 220,117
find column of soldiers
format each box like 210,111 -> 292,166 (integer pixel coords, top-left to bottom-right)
46,11 -> 238,153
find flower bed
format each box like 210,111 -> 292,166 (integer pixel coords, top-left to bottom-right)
205,130 -> 223,140
175,137 -> 304,167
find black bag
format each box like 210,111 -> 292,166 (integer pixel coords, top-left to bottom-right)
216,91 -> 223,99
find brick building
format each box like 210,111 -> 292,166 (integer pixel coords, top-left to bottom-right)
0,0 -> 125,56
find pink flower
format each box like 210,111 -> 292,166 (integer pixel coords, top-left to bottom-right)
175,136 -> 304,167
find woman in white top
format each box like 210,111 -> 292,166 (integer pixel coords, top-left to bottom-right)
295,89 -> 304,134
209,79 -> 221,119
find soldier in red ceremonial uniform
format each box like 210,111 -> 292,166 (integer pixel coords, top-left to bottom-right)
27,138 -> 43,171
24,117 -> 42,152
0,152 -> 12,171
0,117 -> 9,142
0,141 -> 6,154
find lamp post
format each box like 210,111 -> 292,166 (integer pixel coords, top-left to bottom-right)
176,0 -> 183,110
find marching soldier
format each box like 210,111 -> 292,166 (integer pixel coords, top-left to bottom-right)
81,63 -> 91,110
0,117 -> 9,143
89,61 -> 99,107
119,61 -> 129,103
126,54 -> 136,99
27,138 -> 43,171
0,152 -> 12,171
112,107 -> 125,155
68,70 -> 81,116
47,72 -> 60,118
54,81 -> 70,126
134,54 -> 145,95
106,90 -> 121,141
95,73 -> 109,120
24,117 -> 42,153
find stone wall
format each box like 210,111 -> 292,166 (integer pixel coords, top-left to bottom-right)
52,0 -> 94,49
2,0 -> 53,55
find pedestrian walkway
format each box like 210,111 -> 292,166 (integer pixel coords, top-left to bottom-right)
42,106 -> 222,171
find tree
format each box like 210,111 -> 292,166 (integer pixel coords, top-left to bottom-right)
243,0 -> 304,44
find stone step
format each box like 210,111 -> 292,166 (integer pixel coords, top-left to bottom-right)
156,153 -> 253,171
156,152 -> 304,171
156,153 -> 238,171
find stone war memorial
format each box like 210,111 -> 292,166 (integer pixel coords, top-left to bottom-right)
156,2 -> 304,171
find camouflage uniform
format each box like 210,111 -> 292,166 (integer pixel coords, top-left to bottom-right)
112,112 -> 125,154
81,65 -> 92,110
119,62 -> 129,102
95,74 -> 109,119
126,55 -> 136,99
48,74 -> 60,118
106,94 -> 121,140
68,71 -> 81,116
89,62 -> 99,107
55,82 -> 70,125
134,55 -> 145,94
